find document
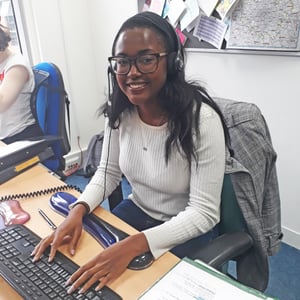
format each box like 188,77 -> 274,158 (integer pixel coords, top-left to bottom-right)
179,0 -> 199,31
138,258 -> 278,300
0,140 -> 41,158
197,0 -> 219,16
215,0 -> 241,20
167,0 -> 186,26
149,0 -> 166,15
193,15 -> 228,49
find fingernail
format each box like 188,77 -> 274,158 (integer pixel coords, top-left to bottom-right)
67,285 -> 75,294
95,286 -> 101,292
65,278 -> 72,286
32,257 -> 36,262
70,249 -> 75,256
78,288 -> 84,294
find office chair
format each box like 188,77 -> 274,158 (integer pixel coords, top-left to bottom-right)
31,62 -> 71,175
188,174 -> 253,282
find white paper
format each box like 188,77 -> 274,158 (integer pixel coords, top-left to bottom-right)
193,15 -> 228,49
139,259 -> 276,300
215,0 -> 241,20
149,0 -> 166,15
167,0 -> 186,26
197,0 -> 219,16
179,0 -> 199,31
0,140 -> 41,158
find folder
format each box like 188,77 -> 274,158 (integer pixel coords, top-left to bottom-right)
138,257 -> 278,300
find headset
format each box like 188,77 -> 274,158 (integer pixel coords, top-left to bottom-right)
139,12 -> 184,76
166,39 -> 184,75
108,12 -> 184,78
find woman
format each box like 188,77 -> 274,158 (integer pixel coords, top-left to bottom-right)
0,23 -> 43,143
32,11 -> 229,294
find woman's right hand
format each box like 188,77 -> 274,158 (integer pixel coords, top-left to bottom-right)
31,203 -> 87,262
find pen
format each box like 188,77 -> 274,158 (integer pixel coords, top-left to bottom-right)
38,208 -> 57,230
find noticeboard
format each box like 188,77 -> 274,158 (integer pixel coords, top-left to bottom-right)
138,0 -> 300,57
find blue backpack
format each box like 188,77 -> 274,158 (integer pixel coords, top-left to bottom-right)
31,62 -> 71,174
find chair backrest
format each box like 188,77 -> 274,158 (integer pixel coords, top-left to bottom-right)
31,62 -> 71,173
220,174 -> 246,235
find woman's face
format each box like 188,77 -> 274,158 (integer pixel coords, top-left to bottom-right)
113,27 -> 168,108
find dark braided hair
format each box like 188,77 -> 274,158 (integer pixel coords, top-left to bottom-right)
101,11 -> 231,167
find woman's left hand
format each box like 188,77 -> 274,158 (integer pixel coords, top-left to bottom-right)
66,232 -> 149,294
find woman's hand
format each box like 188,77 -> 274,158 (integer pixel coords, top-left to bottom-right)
31,203 -> 87,262
66,233 -> 149,294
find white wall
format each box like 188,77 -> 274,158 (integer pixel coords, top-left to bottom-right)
21,1 -> 300,249
185,51 -> 300,249
21,0 -> 137,154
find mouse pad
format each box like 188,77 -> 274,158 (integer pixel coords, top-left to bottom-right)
0,200 -> 30,229
50,192 -> 154,270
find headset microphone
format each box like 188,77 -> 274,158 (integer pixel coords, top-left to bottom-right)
107,66 -> 113,108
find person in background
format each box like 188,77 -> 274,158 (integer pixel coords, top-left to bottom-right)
0,23 -> 43,144
32,11 -> 230,295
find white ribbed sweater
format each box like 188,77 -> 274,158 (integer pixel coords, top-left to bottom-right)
76,103 -> 225,258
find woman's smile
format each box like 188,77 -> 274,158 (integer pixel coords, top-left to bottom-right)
127,81 -> 148,90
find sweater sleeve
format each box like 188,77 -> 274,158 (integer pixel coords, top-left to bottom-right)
143,105 -> 226,258
70,118 -> 123,212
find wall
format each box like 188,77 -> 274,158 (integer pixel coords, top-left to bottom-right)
21,1 -> 299,249
21,0 -> 137,158
185,51 -> 300,249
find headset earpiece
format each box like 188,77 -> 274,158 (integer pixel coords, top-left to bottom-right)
167,50 -> 184,75
167,33 -> 184,75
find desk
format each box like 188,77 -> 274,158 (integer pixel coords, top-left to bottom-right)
0,164 -> 179,299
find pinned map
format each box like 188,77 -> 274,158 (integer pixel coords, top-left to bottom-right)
227,0 -> 300,51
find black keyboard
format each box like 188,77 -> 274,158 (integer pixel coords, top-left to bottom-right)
0,224 -> 122,300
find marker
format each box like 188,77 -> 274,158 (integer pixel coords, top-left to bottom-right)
38,208 -> 57,230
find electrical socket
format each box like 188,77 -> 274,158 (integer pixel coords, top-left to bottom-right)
63,162 -> 79,177
63,150 -> 83,176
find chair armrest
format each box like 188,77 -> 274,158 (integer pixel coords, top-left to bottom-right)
189,232 -> 253,269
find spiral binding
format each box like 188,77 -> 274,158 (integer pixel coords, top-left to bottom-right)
0,184 -> 82,202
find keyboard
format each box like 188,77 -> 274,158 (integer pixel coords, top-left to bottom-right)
0,224 -> 122,300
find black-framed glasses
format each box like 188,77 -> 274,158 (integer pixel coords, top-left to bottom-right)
108,52 -> 168,75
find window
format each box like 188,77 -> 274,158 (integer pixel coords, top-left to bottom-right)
0,0 -> 29,60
